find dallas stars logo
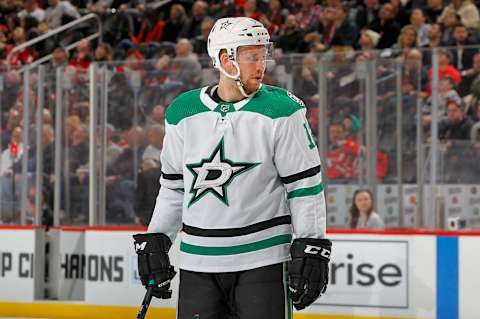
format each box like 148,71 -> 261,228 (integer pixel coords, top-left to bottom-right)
186,138 -> 259,207
220,20 -> 233,30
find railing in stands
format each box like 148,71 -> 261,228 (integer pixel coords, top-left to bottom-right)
6,13 -> 102,69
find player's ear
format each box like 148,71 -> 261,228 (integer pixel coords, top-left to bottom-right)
219,51 -> 231,69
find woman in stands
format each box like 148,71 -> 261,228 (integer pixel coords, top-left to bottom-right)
348,189 -> 385,230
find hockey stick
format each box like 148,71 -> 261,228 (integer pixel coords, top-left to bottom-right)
136,281 -> 154,319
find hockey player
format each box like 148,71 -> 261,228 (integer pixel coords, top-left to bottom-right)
133,17 -> 332,319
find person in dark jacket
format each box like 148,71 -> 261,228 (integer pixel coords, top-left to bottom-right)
135,158 -> 161,225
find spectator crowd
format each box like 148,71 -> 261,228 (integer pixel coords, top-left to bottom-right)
1,0 -> 480,227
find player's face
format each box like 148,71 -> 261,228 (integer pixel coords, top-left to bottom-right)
237,45 -> 268,93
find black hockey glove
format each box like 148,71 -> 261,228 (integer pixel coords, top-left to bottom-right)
133,233 -> 176,299
288,238 -> 332,310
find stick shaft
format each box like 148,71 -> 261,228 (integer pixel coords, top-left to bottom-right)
136,286 -> 153,319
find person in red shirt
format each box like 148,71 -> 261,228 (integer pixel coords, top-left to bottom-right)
68,39 -> 92,70
326,121 -> 389,181
6,27 -> 36,66
326,122 -> 360,180
237,0 -> 263,21
130,10 -> 165,47
426,49 -> 461,95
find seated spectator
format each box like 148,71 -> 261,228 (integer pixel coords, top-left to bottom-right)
355,0 -> 380,30
358,29 -> 380,51
0,30 -> 10,62
402,49 -> 428,96
94,42 -> 113,63
393,24 -> 419,54
45,0 -> 80,29
295,0 -> 323,33
0,126 -> 23,221
28,124 -> 55,176
69,123 -> 89,173
439,0 -> 479,29
347,189 -> 384,229
439,98 -> 473,140
343,113 -> 361,140
326,121 -> 361,181
1,109 -> 21,150
259,0 -> 286,36
7,27 -> 36,65
237,0 -> 263,21
460,52 -> 480,97
424,0 -> 444,23
105,126 -> 146,224
135,158 -> 161,225
426,50 -> 461,95
170,38 -> 202,91
369,3 -> 401,49
293,54 -> 318,106
142,124 -> 164,162
129,10 -> 165,49
145,104 -> 165,128
421,22 -> 444,68
191,17 -> 214,59
449,23 -> 478,71
275,14 -> 304,54
438,98 -> 476,182
180,0 -> 208,39
439,11 -> 461,44
410,8 -> 430,47
0,126 -> 23,176
162,3 -> 188,44
326,3 -> 358,47
390,0 -> 412,28
18,0 -> 45,23
423,77 -> 461,128
106,124 -> 122,169
326,121 -> 389,181
68,39 -> 92,71
50,46 -> 69,68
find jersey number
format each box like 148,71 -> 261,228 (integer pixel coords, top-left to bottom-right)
303,123 -> 316,150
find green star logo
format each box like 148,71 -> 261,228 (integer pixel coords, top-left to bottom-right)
474,208 -> 480,216
186,138 -> 259,207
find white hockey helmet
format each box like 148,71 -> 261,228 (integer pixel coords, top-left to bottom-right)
207,17 -> 272,97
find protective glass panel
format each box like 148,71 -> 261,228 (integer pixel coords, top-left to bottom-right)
52,66 -> 91,226
0,66 -> 24,224
320,50 -> 367,228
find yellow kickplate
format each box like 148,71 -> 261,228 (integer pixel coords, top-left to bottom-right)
0,302 -> 415,319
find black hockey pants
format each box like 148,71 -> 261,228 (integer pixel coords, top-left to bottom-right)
177,263 -> 292,319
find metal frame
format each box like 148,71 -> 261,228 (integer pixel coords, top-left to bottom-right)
7,13 -> 102,69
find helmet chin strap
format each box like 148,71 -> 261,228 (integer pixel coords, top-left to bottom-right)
218,60 -> 258,99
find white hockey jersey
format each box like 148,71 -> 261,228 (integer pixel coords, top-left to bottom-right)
148,84 -> 327,273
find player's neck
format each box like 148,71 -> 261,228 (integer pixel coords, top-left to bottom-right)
217,77 -> 245,102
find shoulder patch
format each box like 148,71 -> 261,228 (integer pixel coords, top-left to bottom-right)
166,88 -> 210,125
287,91 -> 305,107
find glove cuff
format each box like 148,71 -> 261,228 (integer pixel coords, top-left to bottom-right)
133,233 -> 172,254
290,238 -> 332,261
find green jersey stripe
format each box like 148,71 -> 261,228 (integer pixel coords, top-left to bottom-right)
287,182 -> 324,199
180,234 -> 292,255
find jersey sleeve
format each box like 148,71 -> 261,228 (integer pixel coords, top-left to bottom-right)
147,120 -> 183,241
273,108 -> 327,239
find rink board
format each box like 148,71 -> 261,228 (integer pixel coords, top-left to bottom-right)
1,227 -> 480,318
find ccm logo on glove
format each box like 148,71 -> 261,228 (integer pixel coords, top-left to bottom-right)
135,242 -> 147,252
304,245 -> 331,258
